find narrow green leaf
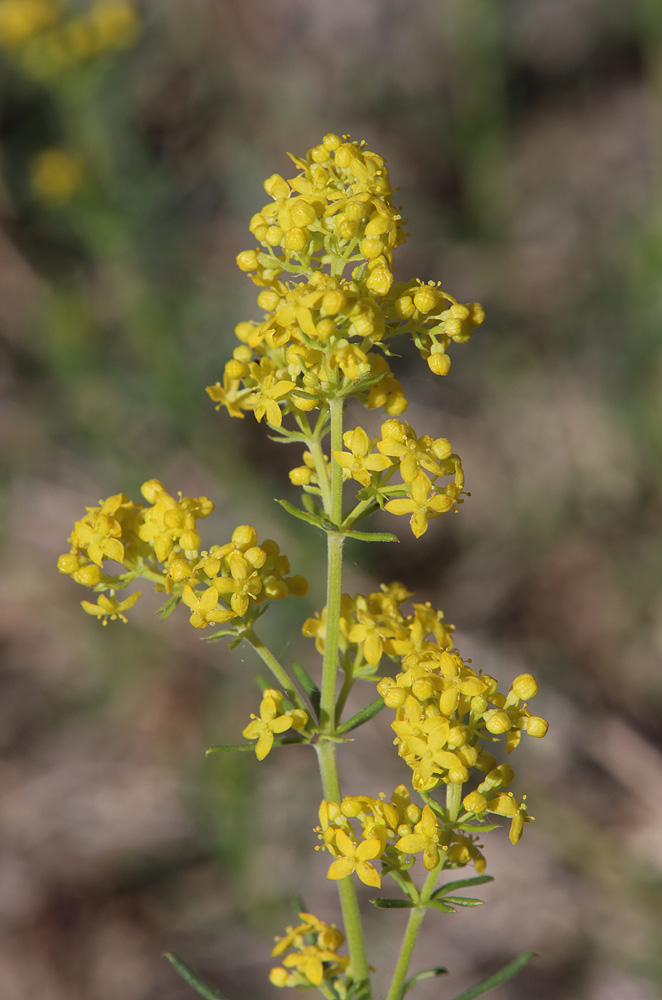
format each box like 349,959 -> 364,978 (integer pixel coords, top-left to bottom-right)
343,529 -> 399,543
164,952 -> 231,1000
370,897 -> 415,909
291,662 -> 321,719
337,697 -> 385,734
432,875 -> 493,897
402,967 -> 447,996
157,595 -> 181,620
460,822 -> 500,833
426,900 -> 456,913
204,628 -> 239,643
448,952 -> 536,1000
302,493 -> 325,518
206,735 -> 307,756
441,895 -> 485,907
275,499 -> 327,530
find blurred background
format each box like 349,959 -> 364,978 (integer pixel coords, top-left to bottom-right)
1,1 -> 662,998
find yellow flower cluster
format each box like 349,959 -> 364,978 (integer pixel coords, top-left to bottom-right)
316,783 -> 489,886
0,0 -> 139,77
307,587 -> 547,886
242,689 -> 308,760
269,912 -> 350,990
303,582 -> 453,669
206,134 -> 484,436
57,480 -> 307,627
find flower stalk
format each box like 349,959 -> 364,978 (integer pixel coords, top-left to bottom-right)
57,134 -> 548,1000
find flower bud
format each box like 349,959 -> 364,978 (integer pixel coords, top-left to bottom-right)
525,716 -> 549,738
225,359 -> 247,380
366,267 -> 393,296
289,199 -> 316,228
232,525 -> 258,549
511,673 -> 539,700
463,791 -> 488,814
257,289 -> 280,312
323,133 -> 341,150
236,250 -> 258,272
286,575 -> 309,597
75,563 -> 103,586
263,173 -> 290,200
360,237 -> 385,260
58,553 -> 79,575
283,228 -> 306,252
428,352 -> 451,376
413,286 -> 438,313
484,709 -> 511,734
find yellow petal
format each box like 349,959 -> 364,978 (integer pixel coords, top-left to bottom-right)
255,731 -> 274,760
355,861 -> 381,887
327,858 -> 354,881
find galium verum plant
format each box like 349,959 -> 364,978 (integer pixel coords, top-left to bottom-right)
58,133 -> 548,1000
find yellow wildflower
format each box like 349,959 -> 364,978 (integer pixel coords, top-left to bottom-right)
181,585 -> 236,629
242,690 -> 307,760
333,426 -> 392,487
396,804 -> 445,871
81,590 -> 140,625
384,471 -> 455,537
325,828 -> 383,888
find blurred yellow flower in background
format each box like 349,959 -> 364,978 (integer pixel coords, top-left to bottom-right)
30,147 -> 83,204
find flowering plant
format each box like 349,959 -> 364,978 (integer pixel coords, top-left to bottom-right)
58,134 -> 548,1000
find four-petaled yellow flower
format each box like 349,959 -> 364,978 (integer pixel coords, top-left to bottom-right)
333,426 -> 392,487
396,804 -> 445,871
242,689 -> 308,760
81,591 -> 140,625
246,362 -> 296,427
326,828 -> 383,888
181,584 -> 236,629
384,471 -> 454,537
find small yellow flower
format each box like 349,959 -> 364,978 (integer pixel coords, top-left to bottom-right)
246,365 -> 296,427
326,828 -> 383,887
181,584 -> 236,629
81,590 -> 140,625
384,472 -> 454,538
396,804 -> 444,871
333,426 -> 392,487
242,690 -> 308,760
30,148 -> 83,205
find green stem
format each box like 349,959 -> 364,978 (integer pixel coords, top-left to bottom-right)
316,741 -> 370,989
385,866 -> 441,1000
386,784 -> 463,1000
313,395 -> 370,993
243,629 -> 307,712
334,660 -> 354,724
319,396 -> 345,730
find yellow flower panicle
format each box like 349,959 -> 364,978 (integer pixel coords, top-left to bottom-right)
269,912 -> 349,990
303,584 -> 454,669
306,586 -> 547,883
207,135 -> 484,438
58,481 -> 308,628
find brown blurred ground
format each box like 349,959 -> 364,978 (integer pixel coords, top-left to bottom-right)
1,1 -> 662,998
